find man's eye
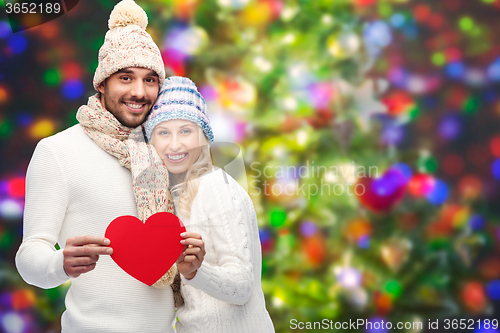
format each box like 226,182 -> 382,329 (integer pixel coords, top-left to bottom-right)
146,78 -> 157,83
121,77 -> 131,81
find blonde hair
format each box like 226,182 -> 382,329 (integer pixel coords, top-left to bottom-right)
166,127 -> 213,218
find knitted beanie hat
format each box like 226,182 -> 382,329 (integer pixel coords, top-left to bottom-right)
144,76 -> 214,145
93,0 -> 165,91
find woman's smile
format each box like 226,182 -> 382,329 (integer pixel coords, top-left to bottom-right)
166,152 -> 188,163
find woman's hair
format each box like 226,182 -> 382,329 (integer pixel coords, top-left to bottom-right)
168,127 -> 213,218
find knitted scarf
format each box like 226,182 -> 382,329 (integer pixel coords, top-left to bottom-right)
76,94 -> 183,306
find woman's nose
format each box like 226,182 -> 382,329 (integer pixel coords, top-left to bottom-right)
169,135 -> 182,151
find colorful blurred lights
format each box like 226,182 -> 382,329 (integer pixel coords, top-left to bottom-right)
358,235 -> 370,249
364,21 -> 392,48
336,267 -> 362,288
446,62 -> 466,79
8,177 -> 25,198
371,168 -> 406,196
486,280 -> 500,300
253,56 -> 272,72
62,79 -> 84,100
30,119 -> 56,139
7,35 -> 27,55
439,114 -> 462,140
469,214 -> 485,230
408,173 -> 435,196
389,163 -> 412,183
491,159 -> 500,180
490,136 -> 500,157
459,16 -> 474,32
1,312 -> 26,333
327,31 -> 361,59
300,221 -> 317,237
381,125 -> 404,145
389,13 -> 405,28
0,85 -> 9,104
0,21 -> 11,39
426,179 -> 449,205
0,199 -> 23,220
487,62 -> 500,81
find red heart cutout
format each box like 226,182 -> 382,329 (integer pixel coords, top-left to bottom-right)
105,212 -> 186,286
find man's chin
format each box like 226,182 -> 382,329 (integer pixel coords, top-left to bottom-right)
117,111 -> 150,128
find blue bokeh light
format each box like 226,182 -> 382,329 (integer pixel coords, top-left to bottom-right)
426,179 -> 449,205
389,163 -> 413,184
390,13 -> 406,28
446,62 -> 466,79
62,80 -> 85,100
486,280 -> 500,300
438,114 -> 462,140
7,35 -> 27,54
469,214 -> 485,230
0,21 -> 11,39
491,159 -> 500,180
300,221 -> 317,237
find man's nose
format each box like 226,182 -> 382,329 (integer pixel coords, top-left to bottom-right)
130,81 -> 146,99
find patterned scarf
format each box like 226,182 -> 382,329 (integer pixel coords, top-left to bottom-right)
76,94 -> 183,306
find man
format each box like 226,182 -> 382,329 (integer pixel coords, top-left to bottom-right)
15,1 -> 198,332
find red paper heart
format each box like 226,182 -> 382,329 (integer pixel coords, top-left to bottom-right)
105,212 -> 186,286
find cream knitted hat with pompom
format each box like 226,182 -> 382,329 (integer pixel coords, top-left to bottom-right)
93,0 -> 165,91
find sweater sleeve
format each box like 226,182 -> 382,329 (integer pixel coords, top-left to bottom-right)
15,140 -> 70,289
181,170 -> 254,305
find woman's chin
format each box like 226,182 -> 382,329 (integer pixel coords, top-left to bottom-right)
165,163 -> 189,175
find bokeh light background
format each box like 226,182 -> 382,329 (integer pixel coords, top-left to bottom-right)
2,0 -> 500,332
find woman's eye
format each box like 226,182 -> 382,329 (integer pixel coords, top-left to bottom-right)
159,131 -> 169,135
181,129 -> 191,134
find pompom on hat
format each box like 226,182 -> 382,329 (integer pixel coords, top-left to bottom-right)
93,0 -> 165,90
144,76 -> 214,145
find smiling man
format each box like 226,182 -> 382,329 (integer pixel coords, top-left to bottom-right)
14,1 -> 178,332
98,68 -> 160,128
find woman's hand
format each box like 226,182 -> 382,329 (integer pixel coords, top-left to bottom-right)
177,232 -> 205,280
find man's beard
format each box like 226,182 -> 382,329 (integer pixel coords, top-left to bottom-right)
101,90 -> 151,128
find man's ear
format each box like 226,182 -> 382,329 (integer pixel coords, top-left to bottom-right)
97,81 -> 105,95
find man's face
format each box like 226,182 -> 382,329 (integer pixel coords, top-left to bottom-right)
98,67 -> 160,128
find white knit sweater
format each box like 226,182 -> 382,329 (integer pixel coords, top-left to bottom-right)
15,125 -> 176,333
174,168 -> 275,333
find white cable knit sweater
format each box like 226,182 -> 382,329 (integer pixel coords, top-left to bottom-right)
15,125 -> 176,333
174,168 -> 275,333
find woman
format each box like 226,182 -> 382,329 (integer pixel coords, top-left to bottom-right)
145,76 -> 275,332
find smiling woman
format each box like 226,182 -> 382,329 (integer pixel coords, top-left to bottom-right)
150,119 -> 204,176
144,76 -> 275,333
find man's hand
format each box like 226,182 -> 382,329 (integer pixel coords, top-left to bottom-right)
177,232 -> 205,280
63,236 -> 113,278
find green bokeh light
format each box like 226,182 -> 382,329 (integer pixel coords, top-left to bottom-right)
0,120 -> 12,138
378,3 -> 393,17
459,17 -> 474,31
463,96 -> 479,114
270,208 -> 287,227
44,69 -> 61,86
431,53 -> 446,66
418,155 -> 439,173
384,280 -> 403,298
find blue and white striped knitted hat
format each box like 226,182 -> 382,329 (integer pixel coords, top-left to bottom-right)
144,76 -> 214,144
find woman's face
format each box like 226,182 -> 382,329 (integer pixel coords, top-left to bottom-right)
151,119 -> 202,174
